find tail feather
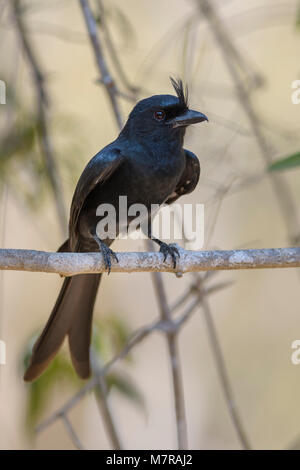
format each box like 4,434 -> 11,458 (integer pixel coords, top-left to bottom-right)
24,239 -> 102,382
24,277 -> 75,381
68,274 -> 101,379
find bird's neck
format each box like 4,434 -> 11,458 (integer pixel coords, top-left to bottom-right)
120,126 -> 185,156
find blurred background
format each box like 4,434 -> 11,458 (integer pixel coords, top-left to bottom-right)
0,0 -> 300,450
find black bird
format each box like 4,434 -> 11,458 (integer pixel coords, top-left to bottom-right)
24,78 -> 208,382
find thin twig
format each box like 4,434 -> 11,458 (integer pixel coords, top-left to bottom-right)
147,241 -> 188,450
12,0 -> 67,235
36,286 -> 176,437
169,286 -> 194,314
195,276 -> 251,449
91,352 -> 122,449
36,322 -> 160,434
61,414 -> 85,450
0,0 -> 7,21
196,0 -> 300,245
36,280 -> 206,436
79,0 -> 123,129
170,280 -> 233,315
95,0 -> 139,97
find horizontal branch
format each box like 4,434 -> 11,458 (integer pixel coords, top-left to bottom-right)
0,247 -> 299,276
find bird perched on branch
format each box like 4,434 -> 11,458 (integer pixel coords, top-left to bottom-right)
24,78 -> 208,381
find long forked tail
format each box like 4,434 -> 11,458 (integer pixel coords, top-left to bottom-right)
24,242 -> 101,382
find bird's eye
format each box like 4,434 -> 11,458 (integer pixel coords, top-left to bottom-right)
154,110 -> 166,121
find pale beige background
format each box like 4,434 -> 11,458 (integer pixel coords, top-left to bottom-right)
0,0 -> 300,449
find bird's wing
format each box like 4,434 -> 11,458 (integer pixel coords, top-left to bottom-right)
165,149 -> 200,205
69,145 -> 125,243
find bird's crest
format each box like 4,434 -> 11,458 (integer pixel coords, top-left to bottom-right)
170,77 -> 188,109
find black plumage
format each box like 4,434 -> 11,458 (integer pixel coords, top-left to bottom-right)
24,78 -> 208,381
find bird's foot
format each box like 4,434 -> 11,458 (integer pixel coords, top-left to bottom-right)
94,238 -> 118,274
158,242 -> 180,269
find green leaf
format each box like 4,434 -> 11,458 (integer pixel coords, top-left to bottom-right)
268,151 -> 300,172
22,314 -> 134,432
92,315 -> 132,361
105,315 -> 132,353
106,372 -> 145,410
0,121 -> 36,168
23,353 -> 80,433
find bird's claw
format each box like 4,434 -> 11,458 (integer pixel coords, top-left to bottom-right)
99,244 -> 118,274
159,243 -> 180,269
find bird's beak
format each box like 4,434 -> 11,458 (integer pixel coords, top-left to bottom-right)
169,109 -> 208,128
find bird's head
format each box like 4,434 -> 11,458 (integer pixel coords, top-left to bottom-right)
121,78 -> 208,143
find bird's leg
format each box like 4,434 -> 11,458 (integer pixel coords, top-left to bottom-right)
152,238 -> 180,269
93,235 -> 118,274
146,223 -> 180,269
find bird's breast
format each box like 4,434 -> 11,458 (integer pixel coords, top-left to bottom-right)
76,148 -> 185,244
125,150 -> 185,204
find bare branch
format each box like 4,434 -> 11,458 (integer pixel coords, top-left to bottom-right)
36,284 -> 202,436
194,275 -> 251,449
150,266 -> 188,450
31,273 -> 247,438
91,353 -> 122,450
177,181 -> 251,448
12,0 -> 67,235
36,320 -> 161,434
95,0 -> 139,97
61,414 -> 85,450
196,0 -> 300,245
79,0 -> 123,129
0,247 -> 299,276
